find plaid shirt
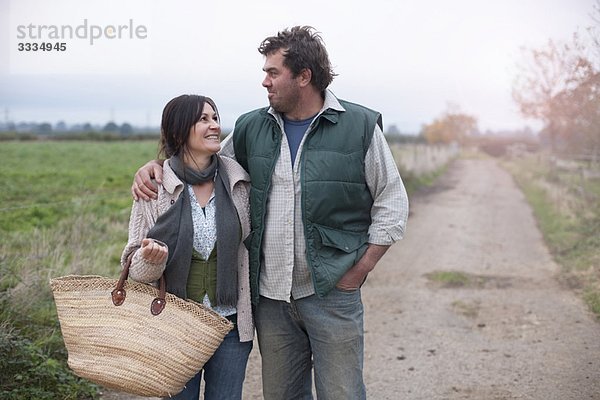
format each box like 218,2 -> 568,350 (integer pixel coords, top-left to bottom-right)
221,91 -> 409,302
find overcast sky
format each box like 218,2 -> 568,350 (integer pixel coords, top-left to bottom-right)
0,0 -> 597,133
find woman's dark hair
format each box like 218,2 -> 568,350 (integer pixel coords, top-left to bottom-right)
258,26 -> 337,93
158,94 -> 219,158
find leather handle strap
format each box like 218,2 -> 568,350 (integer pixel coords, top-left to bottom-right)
111,248 -> 167,316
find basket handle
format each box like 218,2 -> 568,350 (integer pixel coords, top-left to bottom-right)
111,249 -> 167,316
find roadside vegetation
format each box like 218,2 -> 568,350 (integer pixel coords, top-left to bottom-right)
501,152 -> 600,318
0,140 -> 159,399
501,1 -> 600,317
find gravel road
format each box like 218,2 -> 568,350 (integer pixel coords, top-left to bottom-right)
103,157 -> 600,400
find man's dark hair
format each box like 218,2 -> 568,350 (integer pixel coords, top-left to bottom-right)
258,26 -> 337,93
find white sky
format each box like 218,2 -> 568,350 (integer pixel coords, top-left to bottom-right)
0,0 -> 597,133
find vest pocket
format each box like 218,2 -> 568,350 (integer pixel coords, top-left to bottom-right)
312,224 -> 369,296
314,224 -> 368,253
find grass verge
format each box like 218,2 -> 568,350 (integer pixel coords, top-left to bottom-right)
502,152 -> 600,319
0,140 -> 158,398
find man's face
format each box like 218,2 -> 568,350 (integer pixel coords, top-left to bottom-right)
261,49 -> 301,114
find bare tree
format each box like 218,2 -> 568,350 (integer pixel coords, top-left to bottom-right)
512,3 -> 600,157
512,39 -> 580,151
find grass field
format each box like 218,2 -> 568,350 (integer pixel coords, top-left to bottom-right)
1,140 -> 161,289
1,140 -> 160,399
1,141 -> 160,232
1,140 -> 161,312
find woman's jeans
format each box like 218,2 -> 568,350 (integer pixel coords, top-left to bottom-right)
255,289 -> 366,400
167,328 -> 253,400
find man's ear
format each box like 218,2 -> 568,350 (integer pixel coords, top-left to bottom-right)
298,68 -> 312,87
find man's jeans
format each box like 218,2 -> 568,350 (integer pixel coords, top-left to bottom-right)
255,289 -> 366,400
166,328 -> 253,400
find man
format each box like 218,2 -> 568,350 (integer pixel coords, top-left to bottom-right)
133,26 -> 409,400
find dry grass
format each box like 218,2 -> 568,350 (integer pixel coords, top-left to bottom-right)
1,210 -> 129,334
502,152 -> 600,318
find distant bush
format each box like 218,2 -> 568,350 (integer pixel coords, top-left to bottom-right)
53,132 -> 160,141
472,136 -> 539,158
0,132 -> 39,141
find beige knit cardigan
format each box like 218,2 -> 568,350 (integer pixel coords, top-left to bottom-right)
121,156 -> 254,342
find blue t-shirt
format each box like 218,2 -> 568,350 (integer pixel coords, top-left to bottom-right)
283,115 -> 315,166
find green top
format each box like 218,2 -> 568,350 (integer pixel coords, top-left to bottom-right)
186,247 -> 217,304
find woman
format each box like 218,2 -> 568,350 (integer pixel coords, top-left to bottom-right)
121,94 -> 253,400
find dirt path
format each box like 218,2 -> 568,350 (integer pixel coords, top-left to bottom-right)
361,158 -> 600,399
103,157 -> 599,400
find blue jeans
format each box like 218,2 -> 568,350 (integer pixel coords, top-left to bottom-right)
255,289 -> 366,400
166,328 -> 253,400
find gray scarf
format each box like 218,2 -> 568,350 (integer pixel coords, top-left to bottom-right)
146,154 -> 239,306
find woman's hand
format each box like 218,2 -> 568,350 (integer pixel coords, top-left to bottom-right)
131,160 -> 165,201
139,238 -> 168,264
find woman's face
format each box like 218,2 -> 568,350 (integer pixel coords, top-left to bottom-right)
186,102 -> 221,159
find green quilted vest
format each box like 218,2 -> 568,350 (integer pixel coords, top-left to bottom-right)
233,99 -> 381,303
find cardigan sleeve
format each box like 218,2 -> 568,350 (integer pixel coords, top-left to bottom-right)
120,197 -> 167,283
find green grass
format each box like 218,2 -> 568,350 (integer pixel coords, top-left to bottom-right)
0,141 -> 159,232
0,140 -> 160,398
425,270 -> 471,287
1,140 -> 160,319
584,291 -> 600,316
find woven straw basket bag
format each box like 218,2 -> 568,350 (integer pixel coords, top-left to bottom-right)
50,255 -> 233,397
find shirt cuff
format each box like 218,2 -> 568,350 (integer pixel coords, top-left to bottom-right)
368,225 -> 405,245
